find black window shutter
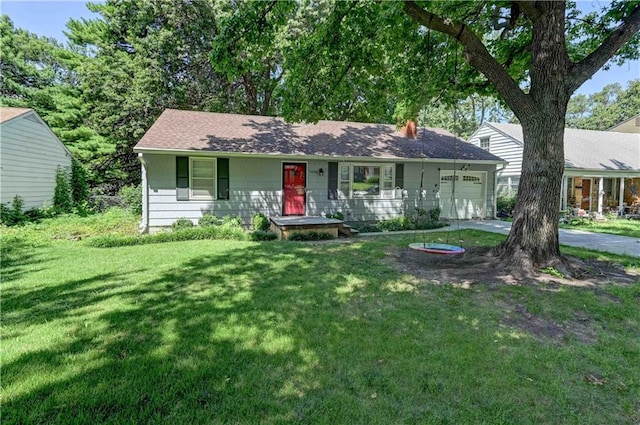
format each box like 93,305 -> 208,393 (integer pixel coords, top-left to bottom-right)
176,156 -> 189,200
217,158 -> 229,200
328,162 -> 338,199
395,163 -> 404,189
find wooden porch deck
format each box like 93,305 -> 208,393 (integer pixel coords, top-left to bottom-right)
269,216 -> 358,240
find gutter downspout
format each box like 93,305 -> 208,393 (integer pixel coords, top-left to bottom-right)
138,153 -> 149,233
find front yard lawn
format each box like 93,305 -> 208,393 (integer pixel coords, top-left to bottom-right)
2,216 -> 639,424
560,217 -> 640,238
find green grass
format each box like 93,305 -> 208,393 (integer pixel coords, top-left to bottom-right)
2,214 -> 640,424
560,217 -> 640,238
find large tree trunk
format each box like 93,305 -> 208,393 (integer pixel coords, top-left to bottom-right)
403,0 -> 640,277
493,2 -> 571,274
493,114 -> 566,271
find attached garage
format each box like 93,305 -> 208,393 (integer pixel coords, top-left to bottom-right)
439,170 -> 487,219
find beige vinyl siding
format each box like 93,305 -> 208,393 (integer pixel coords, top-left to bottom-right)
143,154 -> 497,229
0,113 -> 71,209
468,125 -> 521,195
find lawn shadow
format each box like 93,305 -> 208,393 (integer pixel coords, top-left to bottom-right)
3,241 -> 405,424
0,236 -> 54,283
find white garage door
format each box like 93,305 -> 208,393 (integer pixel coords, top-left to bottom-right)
439,171 -> 486,219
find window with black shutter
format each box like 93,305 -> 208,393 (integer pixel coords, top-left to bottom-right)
395,163 -> 404,189
176,156 -> 189,200
217,158 -> 229,200
327,162 -> 338,199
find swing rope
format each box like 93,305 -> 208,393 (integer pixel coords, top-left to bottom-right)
447,43 -> 463,245
409,29 -> 466,256
414,26 -> 431,245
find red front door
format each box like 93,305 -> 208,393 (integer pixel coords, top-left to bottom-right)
283,163 -> 306,215
581,179 -> 591,210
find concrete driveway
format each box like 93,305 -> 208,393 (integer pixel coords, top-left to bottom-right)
456,220 -> 640,258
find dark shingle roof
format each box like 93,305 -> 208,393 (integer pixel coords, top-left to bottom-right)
135,109 -> 504,162
486,122 -> 640,171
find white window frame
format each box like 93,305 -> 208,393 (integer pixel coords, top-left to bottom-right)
338,163 -> 395,199
189,157 -> 216,200
480,136 -> 490,150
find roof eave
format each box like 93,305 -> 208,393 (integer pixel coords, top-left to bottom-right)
134,147 -> 507,165
564,167 -> 640,176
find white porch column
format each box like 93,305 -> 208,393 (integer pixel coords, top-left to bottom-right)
619,177 -> 625,214
597,177 -> 604,214
560,176 -> 567,210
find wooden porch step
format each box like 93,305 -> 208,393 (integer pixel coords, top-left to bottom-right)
269,216 -> 359,239
338,223 -> 359,237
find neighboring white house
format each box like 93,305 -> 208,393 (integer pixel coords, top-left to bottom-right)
0,107 -> 72,210
133,109 -> 507,232
467,122 -> 640,214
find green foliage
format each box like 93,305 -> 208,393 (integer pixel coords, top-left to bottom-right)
88,224 -> 247,248
540,266 -> 566,279
0,196 -> 27,226
566,80 -> 640,130
199,213 -> 221,227
325,212 -> 344,220
429,207 -> 441,222
249,230 -> 278,241
497,195 -> 517,216
560,218 -> 640,238
119,185 -> 142,216
64,0 -> 253,190
354,209 -> 447,233
0,15 -> 64,100
419,95 -> 516,139
171,218 -> 194,230
221,215 -> 244,227
0,15 -> 115,189
376,216 -> 412,232
53,166 -> 73,213
252,213 -> 270,231
211,0 -> 295,115
70,158 -> 90,205
0,207 -> 139,245
288,231 -> 335,241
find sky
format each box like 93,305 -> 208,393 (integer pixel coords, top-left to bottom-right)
1,0 -> 638,97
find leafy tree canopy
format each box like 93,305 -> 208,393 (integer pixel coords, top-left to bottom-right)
567,79 -> 640,130
213,0 -> 640,275
0,15 -> 114,185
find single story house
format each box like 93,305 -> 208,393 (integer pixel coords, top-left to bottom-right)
467,122 -> 640,214
133,109 -> 506,232
0,107 -> 72,210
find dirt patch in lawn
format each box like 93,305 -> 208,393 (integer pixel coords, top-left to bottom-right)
385,245 -> 636,345
500,304 -> 598,345
385,245 -> 639,288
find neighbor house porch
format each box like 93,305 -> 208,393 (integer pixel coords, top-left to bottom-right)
561,175 -> 640,215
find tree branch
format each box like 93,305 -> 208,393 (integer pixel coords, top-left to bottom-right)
513,1 -> 541,20
403,1 -> 534,117
568,4 -> 640,93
